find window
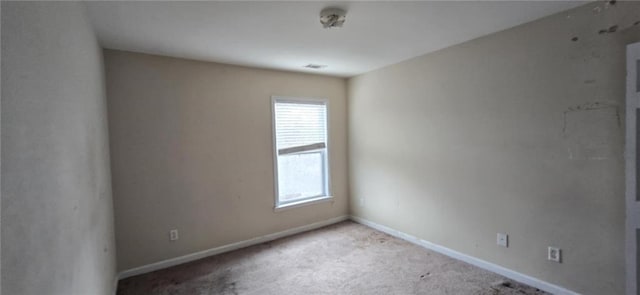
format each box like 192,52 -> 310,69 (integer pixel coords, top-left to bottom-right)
272,97 -> 330,209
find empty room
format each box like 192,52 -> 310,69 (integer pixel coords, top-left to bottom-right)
2,0 -> 640,294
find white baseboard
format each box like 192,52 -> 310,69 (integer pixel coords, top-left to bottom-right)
349,215 -> 580,295
116,214 -> 577,295
117,215 -> 349,280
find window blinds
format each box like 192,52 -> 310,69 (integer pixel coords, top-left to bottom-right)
274,101 -> 327,155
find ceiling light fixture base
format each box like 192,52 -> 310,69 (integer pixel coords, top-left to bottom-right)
320,7 -> 346,29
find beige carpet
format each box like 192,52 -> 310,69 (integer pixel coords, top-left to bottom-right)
117,221 -> 548,295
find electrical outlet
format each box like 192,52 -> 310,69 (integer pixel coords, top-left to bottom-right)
169,229 -> 179,241
548,247 -> 561,263
497,233 -> 508,247
359,197 -> 365,207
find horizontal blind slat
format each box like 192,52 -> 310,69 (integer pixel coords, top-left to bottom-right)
275,101 -> 327,150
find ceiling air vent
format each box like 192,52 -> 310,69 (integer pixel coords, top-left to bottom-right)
304,64 -> 328,69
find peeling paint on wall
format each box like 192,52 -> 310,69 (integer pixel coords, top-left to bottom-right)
563,101 -> 621,160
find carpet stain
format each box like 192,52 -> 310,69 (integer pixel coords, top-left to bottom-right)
116,221 -> 549,295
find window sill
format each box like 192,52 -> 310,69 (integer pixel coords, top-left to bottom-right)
274,196 -> 333,212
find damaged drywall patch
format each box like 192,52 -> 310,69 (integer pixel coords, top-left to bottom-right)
568,0 -> 639,42
563,101 -> 621,160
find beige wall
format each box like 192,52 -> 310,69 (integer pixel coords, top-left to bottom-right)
1,2 -> 116,294
104,50 -> 348,271
349,2 -> 640,294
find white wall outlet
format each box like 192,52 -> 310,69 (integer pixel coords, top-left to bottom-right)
359,197 -> 365,207
548,247 -> 561,262
169,229 -> 179,241
497,233 -> 508,247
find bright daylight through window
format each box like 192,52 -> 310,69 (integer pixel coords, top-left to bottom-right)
273,97 -> 330,208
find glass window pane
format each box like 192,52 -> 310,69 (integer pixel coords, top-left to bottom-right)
277,152 -> 324,202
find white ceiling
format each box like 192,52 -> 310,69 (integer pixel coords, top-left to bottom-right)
85,1 -> 585,77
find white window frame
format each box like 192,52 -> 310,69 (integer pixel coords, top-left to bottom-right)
271,96 -> 332,211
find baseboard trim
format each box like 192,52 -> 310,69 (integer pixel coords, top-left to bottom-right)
117,215 -> 349,280
349,215 -> 580,295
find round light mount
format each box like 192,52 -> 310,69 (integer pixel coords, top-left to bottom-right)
320,7 -> 346,29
